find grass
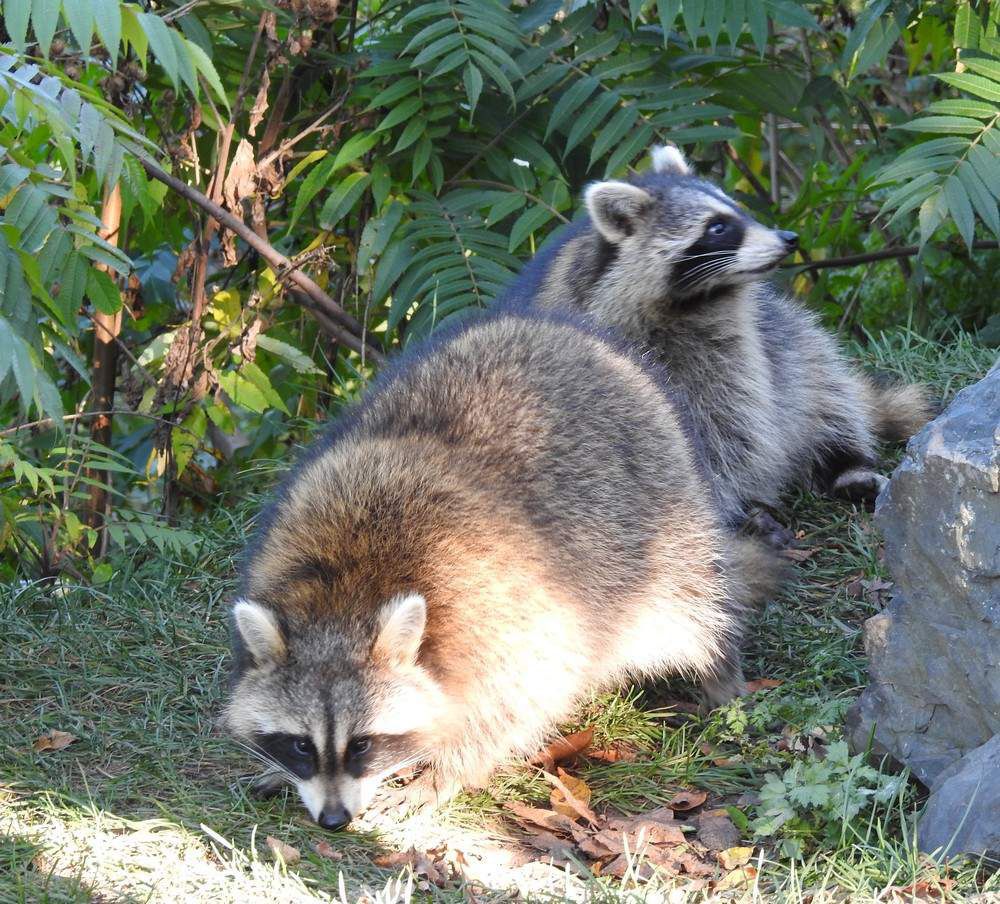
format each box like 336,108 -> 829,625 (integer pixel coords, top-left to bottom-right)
1,329 -> 997,903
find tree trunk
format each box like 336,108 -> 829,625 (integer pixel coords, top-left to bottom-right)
85,183 -> 124,553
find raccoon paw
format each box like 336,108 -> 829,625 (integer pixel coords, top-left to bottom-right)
830,468 -> 889,506
698,667 -> 747,715
373,770 -> 461,817
741,508 -> 795,550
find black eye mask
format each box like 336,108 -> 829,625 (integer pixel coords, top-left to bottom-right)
671,217 -> 747,295
255,732 -> 317,779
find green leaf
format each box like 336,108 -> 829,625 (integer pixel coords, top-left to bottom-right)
284,149 -> 327,185
375,96 -> 424,132
486,192 -> 526,225
925,98 -> 998,118
3,0 -> 30,50
318,172 -> 371,229
508,204 -> 555,251
897,115 -> 985,133
411,133 -> 433,183
589,104 -> 640,166
331,131 -> 380,170
463,63 -> 484,117
962,56 -> 1000,83
411,32 -> 465,68
217,370 -> 268,413
704,0 -> 724,48
958,160 -> 1000,237
546,76 -> 600,140
186,39 -> 230,111
241,361 -> 289,414
604,122 -> 655,176
172,405 -> 207,476
944,173 -> 975,249
681,0 -> 705,42
364,77 -> 420,112
565,91 -> 619,155
918,189 -> 946,245
86,268 -> 122,315
93,0 -> 123,68
287,154 -> 337,231
936,72 -> 1000,103
746,0 -> 768,53
969,144 -> 1000,199
392,117 -> 427,154
170,28 -> 199,99
31,0 -> 61,57
403,17 -> 457,54
374,238 -> 415,309
955,1 -> 981,49
140,12 -> 180,89
256,335 -> 323,375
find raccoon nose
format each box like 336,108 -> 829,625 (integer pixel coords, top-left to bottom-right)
317,805 -> 351,831
778,230 -> 798,249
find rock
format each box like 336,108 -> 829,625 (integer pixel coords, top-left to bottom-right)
847,361 -> 1000,794
918,734 -> 1000,859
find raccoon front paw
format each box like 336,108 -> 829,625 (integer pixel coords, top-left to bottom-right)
830,468 -> 889,506
741,508 -> 795,550
372,770 -> 461,817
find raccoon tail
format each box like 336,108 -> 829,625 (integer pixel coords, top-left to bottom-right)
725,536 -> 789,608
863,378 -> 936,443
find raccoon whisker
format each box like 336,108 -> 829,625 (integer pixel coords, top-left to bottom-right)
235,741 -> 298,782
676,259 -> 737,286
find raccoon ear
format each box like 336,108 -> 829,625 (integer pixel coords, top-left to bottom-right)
374,593 -> 426,666
233,599 -> 287,665
585,182 -> 654,243
650,144 -> 691,176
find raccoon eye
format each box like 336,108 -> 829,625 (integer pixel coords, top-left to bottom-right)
291,737 -> 313,758
346,737 -> 372,759
707,219 -> 728,236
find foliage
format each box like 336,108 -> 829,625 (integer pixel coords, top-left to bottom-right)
751,741 -> 909,858
1,0 -> 1000,576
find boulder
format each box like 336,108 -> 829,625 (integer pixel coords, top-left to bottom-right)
846,360 -> 1000,855
918,734 -> 1000,860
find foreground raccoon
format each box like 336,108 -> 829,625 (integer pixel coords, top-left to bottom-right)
503,145 -> 932,531
224,306 -> 778,829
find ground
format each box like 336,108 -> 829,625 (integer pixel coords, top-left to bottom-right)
2,329 -> 998,904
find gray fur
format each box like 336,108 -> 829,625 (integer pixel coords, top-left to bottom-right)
515,145 -> 931,526
224,307 -> 780,827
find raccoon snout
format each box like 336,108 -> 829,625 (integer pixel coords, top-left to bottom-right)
317,804 -> 351,831
777,230 -> 798,250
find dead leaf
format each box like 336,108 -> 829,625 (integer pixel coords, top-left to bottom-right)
699,743 -> 739,767
605,809 -> 685,846
718,846 -> 753,870
530,727 -> 594,770
715,865 -> 758,891
266,836 -> 301,865
586,742 -> 638,763
372,847 -> 447,885
666,789 -> 708,811
247,69 -> 271,137
779,546 -> 817,562
745,678 -> 783,692
521,830 -> 576,862
32,730 -> 78,753
545,768 -> 598,825
601,854 -> 658,881
313,840 -> 343,861
677,851 -> 716,877
223,139 -> 257,212
887,878 -> 954,900
697,813 -> 741,852
503,801 -> 578,835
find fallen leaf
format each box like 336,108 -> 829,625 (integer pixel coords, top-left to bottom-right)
677,851 -> 716,877
530,727 -> 594,770
697,813 -> 741,852
606,810 -> 685,846
32,730 -> 78,753
601,854 -> 658,881
521,830 -> 576,862
666,789 -> 708,811
504,801 -> 579,835
715,865 -> 758,891
313,840 -> 343,861
266,836 -> 301,865
586,742 -> 638,763
699,743 -> 739,767
717,846 -> 753,870
887,878 -> 954,900
745,678 -> 783,692
779,546 -> 817,562
545,768 -> 598,825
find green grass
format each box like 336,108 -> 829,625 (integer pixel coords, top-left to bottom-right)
2,330 -> 997,903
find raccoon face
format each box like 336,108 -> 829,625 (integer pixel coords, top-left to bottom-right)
224,593 -> 443,830
583,144 -> 797,305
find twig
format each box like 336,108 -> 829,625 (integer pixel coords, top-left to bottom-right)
784,240 -> 1000,271
139,157 -> 386,365
723,144 -> 770,205
1,410 -> 205,440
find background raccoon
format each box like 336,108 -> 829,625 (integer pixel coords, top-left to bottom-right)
502,145 -> 932,533
224,306 -> 779,830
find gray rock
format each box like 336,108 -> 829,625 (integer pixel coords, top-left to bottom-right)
918,733 -> 1000,859
848,361 -> 1000,793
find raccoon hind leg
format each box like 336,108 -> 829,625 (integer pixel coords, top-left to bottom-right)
813,442 -> 886,506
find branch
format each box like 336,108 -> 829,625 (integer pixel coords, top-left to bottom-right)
784,240 -> 1000,271
139,157 -> 386,366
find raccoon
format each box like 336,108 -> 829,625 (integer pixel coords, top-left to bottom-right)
224,306 -> 779,830
502,145 -> 932,532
